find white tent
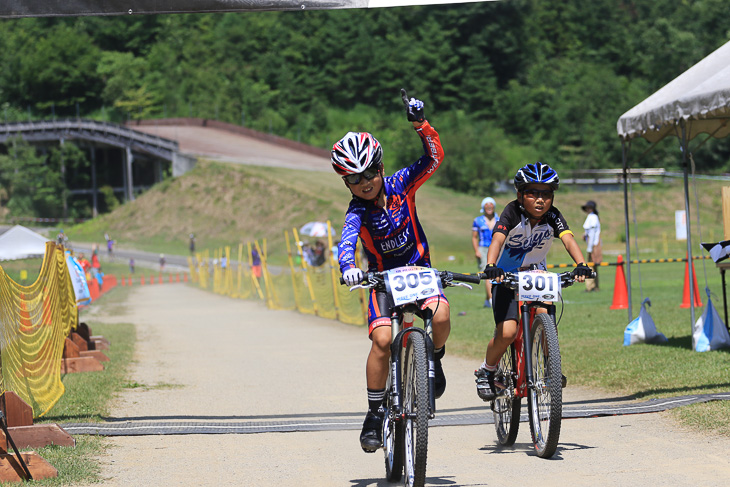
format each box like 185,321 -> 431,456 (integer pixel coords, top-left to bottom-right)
616,39 -> 730,325
0,225 -> 51,261
618,40 -> 730,142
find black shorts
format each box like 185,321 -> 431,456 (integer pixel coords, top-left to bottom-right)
492,283 -> 520,324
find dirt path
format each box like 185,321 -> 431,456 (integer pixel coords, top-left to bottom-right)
82,284 -> 730,486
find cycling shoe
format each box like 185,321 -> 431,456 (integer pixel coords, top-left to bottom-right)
474,367 -> 498,401
359,411 -> 384,453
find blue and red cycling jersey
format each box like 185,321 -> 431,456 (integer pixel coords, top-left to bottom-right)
338,121 -> 443,273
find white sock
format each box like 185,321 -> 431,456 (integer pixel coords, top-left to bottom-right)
479,360 -> 498,372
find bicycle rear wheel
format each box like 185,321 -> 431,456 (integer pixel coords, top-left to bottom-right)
492,343 -> 521,446
384,364 -> 404,481
403,332 -> 429,487
527,313 -> 562,458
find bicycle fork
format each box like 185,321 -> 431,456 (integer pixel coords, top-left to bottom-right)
389,310 -> 436,422
520,303 -> 536,393
520,303 -> 556,393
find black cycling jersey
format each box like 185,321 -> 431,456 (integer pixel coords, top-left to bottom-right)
492,200 -> 573,273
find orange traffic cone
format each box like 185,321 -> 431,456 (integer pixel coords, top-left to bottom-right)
610,254 -> 629,310
680,254 -> 702,308
141,275 -> 145,285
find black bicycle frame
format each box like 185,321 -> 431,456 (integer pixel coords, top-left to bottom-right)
389,304 -> 436,420
519,301 -> 556,392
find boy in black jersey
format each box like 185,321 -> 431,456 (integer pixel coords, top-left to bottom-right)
475,162 -> 592,401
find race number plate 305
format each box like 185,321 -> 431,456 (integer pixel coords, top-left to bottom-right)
385,267 -> 440,306
518,270 -> 561,302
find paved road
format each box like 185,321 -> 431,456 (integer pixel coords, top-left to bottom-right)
71,244 -> 191,272
80,283 -> 730,486
132,124 -> 331,172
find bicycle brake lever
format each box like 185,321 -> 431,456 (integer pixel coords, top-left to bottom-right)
451,282 -> 473,290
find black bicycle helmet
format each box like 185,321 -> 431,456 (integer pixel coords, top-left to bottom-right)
514,162 -> 559,191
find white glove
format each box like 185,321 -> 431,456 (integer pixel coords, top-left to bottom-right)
343,268 -> 364,286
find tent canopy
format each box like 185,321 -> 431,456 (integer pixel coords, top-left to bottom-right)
617,40 -> 730,143
0,225 -> 50,261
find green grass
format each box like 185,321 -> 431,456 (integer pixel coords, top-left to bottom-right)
38,322 -> 135,423
31,437 -> 107,486
26,286 -> 136,485
0,257 -> 44,283
444,259 -> 730,436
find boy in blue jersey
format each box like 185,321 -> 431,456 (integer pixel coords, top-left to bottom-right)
332,90 -> 451,453
475,162 -> 592,401
472,196 -> 499,307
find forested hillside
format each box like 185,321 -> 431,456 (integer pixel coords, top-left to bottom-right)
1,0 -> 730,204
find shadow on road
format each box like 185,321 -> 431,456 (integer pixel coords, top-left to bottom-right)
350,474 -> 488,486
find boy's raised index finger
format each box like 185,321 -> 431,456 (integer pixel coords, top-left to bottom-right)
401,88 -> 409,107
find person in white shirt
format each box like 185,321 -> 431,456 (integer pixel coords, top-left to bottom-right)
581,200 -> 602,292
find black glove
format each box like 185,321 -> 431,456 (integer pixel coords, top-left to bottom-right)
482,264 -> 505,280
401,88 -> 425,122
573,262 -> 592,278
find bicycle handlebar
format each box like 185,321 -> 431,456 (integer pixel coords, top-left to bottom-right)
339,269 -> 482,287
476,269 -> 596,290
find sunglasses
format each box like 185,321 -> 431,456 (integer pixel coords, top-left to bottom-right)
522,189 -> 554,199
343,167 -> 379,185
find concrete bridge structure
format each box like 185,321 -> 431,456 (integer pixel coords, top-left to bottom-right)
0,119 -> 196,216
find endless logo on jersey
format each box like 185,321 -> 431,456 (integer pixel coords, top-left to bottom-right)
380,227 -> 411,253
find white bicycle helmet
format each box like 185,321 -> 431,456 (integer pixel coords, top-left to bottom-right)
331,132 -> 383,176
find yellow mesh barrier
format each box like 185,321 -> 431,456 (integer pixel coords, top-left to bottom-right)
188,256 -> 198,283
193,222 -> 367,327
0,242 -> 78,417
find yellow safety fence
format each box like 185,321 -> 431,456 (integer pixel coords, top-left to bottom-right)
0,242 -> 78,417
189,222 -> 368,327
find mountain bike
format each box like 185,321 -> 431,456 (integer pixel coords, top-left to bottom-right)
483,269 -> 589,458
343,266 -> 480,487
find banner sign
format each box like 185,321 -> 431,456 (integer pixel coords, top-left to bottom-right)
0,0 -> 496,18
66,253 -> 92,306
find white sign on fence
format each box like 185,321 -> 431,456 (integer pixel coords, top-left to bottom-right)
675,210 -> 687,240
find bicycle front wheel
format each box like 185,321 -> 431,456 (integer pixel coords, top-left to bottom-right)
384,363 -> 404,481
492,343 -> 521,446
403,332 -> 429,487
527,313 -> 562,458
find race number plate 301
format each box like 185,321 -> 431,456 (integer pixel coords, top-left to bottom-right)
385,267 -> 440,306
518,271 -> 561,302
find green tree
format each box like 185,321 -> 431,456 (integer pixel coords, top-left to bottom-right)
8,22 -> 102,115
0,138 -> 64,217
99,185 -> 120,213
